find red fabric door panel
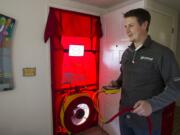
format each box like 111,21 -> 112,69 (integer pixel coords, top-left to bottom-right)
44,7 -> 102,134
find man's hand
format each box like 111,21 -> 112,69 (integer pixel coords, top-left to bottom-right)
132,100 -> 152,116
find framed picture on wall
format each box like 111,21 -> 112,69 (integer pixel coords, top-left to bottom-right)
0,14 -> 15,91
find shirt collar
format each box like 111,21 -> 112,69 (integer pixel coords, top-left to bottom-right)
135,44 -> 143,51
129,35 -> 152,50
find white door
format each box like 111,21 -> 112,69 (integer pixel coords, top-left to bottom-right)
148,9 -> 174,52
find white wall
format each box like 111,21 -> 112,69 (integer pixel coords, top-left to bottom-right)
99,1 -> 144,135
0,0 -> 103,135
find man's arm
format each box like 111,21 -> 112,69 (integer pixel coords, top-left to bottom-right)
133,49 -> 180,116
147,49 -> 180,112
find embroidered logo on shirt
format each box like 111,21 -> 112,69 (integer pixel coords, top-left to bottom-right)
173,77 -> 180,82
140,56 -> 154,61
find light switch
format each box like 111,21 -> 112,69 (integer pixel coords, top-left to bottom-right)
23,67 -> 36,77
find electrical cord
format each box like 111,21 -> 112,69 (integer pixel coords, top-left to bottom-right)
94,87 -> 152,135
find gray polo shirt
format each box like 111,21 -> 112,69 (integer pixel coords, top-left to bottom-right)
116,36 -> 180,129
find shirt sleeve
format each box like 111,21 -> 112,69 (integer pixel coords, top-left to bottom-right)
147,49 -> 180,112
116,68 -> 123,86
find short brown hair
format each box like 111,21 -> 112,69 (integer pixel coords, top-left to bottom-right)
124,8 -> 151,31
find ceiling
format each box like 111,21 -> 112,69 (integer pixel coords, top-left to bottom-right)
69,0 -> 180,12
70,0 -> 131,8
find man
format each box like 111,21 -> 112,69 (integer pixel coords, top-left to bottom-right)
112,8 -> 180,135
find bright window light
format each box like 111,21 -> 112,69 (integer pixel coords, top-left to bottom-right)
69,45 -> 84,56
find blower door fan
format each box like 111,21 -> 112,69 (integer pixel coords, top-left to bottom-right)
60,93 -> 96,133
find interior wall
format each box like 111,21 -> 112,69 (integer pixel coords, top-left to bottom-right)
0,0 -> 103,135
99,1 -> 144,135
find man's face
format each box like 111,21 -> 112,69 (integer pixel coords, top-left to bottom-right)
124,16 -> 147,43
